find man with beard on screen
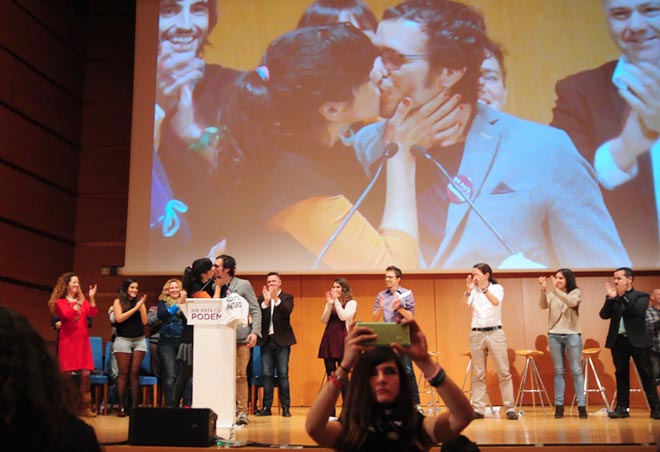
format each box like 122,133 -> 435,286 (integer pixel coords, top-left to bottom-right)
353,0 -> 630,270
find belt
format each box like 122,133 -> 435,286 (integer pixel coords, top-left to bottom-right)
472,326 -> 502,332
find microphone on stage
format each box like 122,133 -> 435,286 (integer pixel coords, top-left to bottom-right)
311,143 -> 399,270
410,144 -> 519,267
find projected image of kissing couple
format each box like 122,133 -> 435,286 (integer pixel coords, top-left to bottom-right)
148,0 -> 629,273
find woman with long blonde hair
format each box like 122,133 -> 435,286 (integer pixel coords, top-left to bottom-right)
48,272 -> 98,417
157,278 -> 186,408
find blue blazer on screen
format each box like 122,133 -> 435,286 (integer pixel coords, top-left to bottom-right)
354,104 -> 630,269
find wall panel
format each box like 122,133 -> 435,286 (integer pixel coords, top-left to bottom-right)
0,48 -> 81,143
0,222 -> 73,288
0,107 -> 78,192
1,1 -> 84,98
0,165 -> 76,241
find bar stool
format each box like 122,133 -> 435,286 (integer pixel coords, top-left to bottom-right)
514,349 -> 552,414
461,351 -> 495,414
570,347 -> 610,414
610,357 -> 650,411
418,351 -> 443,415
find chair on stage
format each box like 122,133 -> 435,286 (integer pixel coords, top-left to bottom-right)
610,357 -> 650,411
89,336 -> 108,415
249,345 -> 279,414
460,351 -> 495,415
570,347 -> 610,414
138,343 -> 159,407
514,349 -> 552,414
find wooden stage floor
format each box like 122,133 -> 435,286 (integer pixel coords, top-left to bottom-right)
91,406 -> 660,451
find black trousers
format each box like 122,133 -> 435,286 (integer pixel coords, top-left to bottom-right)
611,335 -> 660,410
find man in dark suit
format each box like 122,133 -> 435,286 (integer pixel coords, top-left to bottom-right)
255,272 -> 296,417
599,267 -> 660,419
551,0 -> 660,267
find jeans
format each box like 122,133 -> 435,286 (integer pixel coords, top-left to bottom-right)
548,333 -> 584,406
261,338 -> 291,410
158,336 -> 181,407
400,353 -> 420,405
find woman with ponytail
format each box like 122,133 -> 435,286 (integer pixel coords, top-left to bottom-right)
173,258 -> 219,407
223,23 -> 420,271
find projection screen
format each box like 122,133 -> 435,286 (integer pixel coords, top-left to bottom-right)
126,0 -> 657,274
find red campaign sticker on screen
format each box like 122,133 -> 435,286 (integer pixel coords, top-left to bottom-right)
446,175 -> 473,204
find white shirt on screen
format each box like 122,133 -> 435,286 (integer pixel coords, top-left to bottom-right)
593,58 -> 660,243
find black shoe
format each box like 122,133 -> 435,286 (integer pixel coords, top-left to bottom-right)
282,408 -> 291,417
578,406 -> 588,419
473,411 -> 484,419
651,409 -> 660,419
255,408 -> 272,416
608,407 -> 630,418
554,405 -> 564,418
506,410 -> 519,420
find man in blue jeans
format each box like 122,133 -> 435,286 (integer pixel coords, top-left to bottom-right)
255,272 -> 296,417
373,265 -> 421,408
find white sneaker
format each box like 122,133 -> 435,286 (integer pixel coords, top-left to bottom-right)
236,412 -> 249,425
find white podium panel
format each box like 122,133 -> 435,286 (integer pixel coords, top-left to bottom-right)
183,296 -> 248,431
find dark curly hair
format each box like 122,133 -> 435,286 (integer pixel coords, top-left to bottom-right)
383,0 -> 490,106
0,307 -> 78,451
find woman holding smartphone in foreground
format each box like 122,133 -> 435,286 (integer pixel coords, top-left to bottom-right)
306,320 -> 474,451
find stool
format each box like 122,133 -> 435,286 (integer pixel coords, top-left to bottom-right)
514,350 -> 552,414
461,351 -> 495,414
570,347 -> 610,413
250,382 -> 280,414
418,351 -> 443,415
610,357 -> 650,411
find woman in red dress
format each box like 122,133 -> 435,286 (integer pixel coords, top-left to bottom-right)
48,272 -> 98,417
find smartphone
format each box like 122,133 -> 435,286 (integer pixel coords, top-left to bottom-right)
355,322 -> 410,347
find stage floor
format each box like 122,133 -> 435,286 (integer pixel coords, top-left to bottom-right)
91,406 -> 659,451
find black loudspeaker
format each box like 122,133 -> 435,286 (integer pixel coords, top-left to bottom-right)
128,407 -> 217,447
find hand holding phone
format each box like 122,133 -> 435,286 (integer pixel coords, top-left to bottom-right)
355,322 -> 410,347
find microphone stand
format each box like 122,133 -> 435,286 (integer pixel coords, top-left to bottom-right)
410,145 -> 517,263
311,143 -> 399,270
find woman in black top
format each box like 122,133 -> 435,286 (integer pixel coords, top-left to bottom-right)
112,278 -> 148,417
173,258 -> 219,407
306,320 -> 474,452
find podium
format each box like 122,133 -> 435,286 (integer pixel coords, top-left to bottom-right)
183,294 -> 248,431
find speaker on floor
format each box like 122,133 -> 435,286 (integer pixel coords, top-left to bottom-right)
128,407 -> 217,447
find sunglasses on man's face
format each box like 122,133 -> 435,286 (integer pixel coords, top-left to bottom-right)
379,48 -> 429,71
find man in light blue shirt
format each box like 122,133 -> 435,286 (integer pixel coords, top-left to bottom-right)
373,265 -> 420,406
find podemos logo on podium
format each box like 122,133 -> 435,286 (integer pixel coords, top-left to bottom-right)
188,304 -> 224,323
